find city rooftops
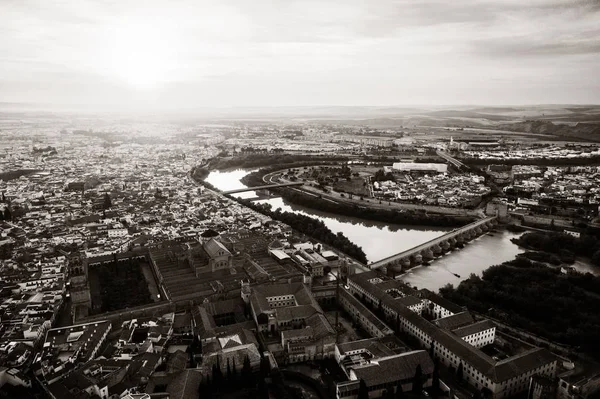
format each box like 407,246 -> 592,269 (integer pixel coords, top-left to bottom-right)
42,320 -> 111,365
350,350 -> 434,387
349,271 -> 556,384
452,320 -> 496,338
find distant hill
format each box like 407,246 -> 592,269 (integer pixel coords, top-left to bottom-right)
470,107 -> 520,114
423,110 -> 516,121
496,120 -> 600,142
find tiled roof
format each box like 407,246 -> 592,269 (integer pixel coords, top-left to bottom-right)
277,305 -> 318,322
434,311 -> 475,330
203,238 -> 231,259
166,369 -> 203,399
493,348 -> 557,383
452,320 -> 495,338
397,295 -> 422,307
352,350 -> 434,386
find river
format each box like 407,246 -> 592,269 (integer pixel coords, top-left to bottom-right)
205,169 -> 598,291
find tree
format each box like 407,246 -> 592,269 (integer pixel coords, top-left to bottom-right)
358,379 -> 369,399
429,341 -> 435,359
432,359 -> 440,392
242,355 -> 253,386
103,193 -> 112,209
213,357 -> 224,387
395,380 -> 403,399
187,342 -> 197,368
412,365 -> 423,394
231,358 -> 238,383
457,362 -> 464,382
258,378 -> 269,399
260,355 -> 271,378
199,375 -> 213,399
592,249 -> 600,267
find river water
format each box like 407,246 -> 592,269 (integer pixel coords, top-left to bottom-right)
205,169 -> 598,291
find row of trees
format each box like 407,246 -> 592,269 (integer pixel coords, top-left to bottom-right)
241,200 -> 368,264
274,187 -> 467,228
209,154 -> 350,171
199,355 -> 274,399
460,155 -> 600,166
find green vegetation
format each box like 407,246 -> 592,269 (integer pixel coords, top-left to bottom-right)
461,155 -> 600,166
91,258 -> 152,313
518,251 -> 562,265
0,169 -> 41,181
334,178 -> 369,196
513,231 -> 600,266
242,168 -> 469,227
207,154 -> 349,170
273,188 -> 467,228
240,199 -> 368,264
440,256 -> 600,357
373,169 -> 395,182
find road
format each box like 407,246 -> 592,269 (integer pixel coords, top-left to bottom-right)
436,151 -> 468,170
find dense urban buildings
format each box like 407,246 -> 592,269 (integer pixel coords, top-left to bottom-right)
1,107 -> 600,399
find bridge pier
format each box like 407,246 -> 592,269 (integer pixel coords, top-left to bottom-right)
388,260 -> 402,274
440,240 -> 451,252
366,216 -> 498,272
422,249 -> 434,261
411,253 -> 423,266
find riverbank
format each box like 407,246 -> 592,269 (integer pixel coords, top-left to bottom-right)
203,168 -> 452,262
240,199 -> 368,264
512,231 -> 600,267
399,229 -> 525,291
242,168 -> 474,228
191,167 -> 369,264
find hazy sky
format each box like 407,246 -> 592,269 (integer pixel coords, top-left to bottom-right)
1,0 -> 599,109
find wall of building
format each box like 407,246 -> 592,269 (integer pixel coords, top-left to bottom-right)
461,327 -> 495,348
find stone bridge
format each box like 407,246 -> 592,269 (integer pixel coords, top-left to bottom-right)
223,182 -> 303,194
369,216 -> 498,273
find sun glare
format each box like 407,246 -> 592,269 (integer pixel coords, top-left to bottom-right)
107,18 -> 179,89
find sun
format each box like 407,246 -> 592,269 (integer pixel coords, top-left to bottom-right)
106,18 -> 179,89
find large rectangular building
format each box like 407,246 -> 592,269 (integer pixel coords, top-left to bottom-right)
249,282 -> 336,363
392,163 -> 448,173
347,272 -> 557,399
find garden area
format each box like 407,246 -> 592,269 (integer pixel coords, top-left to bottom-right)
89,257 -> 153,313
